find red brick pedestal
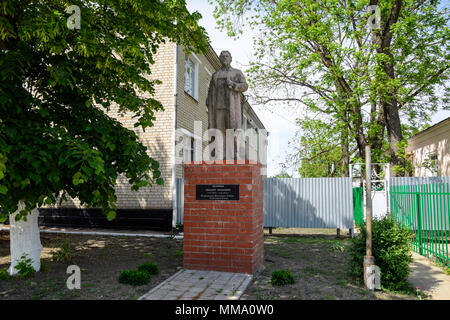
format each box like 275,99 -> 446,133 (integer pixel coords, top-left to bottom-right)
183,161 -> 264,274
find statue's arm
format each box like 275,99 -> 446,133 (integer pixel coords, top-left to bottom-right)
229,71 -> 248,93
206,77 -> 214,108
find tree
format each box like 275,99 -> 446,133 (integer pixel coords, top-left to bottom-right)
0,0 -> 208,273
212,0 -> 449,175
281,117 -> 349,177
273,171 -> 292,178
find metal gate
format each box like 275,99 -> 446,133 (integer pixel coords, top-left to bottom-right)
350,163 -> 390,221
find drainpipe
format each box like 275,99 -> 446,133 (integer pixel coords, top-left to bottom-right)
171,44 -> 178,229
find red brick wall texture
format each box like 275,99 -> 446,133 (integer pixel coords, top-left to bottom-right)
183,161 -> 264,274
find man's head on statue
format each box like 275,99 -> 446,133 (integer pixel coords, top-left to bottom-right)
219,51 -> 232,68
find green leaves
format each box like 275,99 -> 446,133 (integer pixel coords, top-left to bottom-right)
72,172 -> 84,186
106,211 -> 116,221
0,0 -> 207,220
212,0 -> 449,174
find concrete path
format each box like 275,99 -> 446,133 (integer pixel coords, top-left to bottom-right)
139,269 -> 253,300
408,252 -> 450,300
0,224 -> 183,239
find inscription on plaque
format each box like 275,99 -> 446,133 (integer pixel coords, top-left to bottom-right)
196,184 -> 239,201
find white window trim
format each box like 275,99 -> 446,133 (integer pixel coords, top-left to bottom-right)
179,128 -> 202,162
204,67 -> 213,77
425,150 -> 439,177
184,55 -> 199,100
191,53 -> 202,65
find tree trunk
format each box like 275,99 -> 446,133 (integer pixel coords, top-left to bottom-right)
341,127 -> 350,177
383,100 -> 404,174
8,202 -> 42,275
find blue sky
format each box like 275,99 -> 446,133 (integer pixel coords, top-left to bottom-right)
186,0 -> 450,177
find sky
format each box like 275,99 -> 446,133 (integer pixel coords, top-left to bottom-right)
185,0 -> 450,177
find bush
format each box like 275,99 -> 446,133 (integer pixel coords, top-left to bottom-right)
348,215 -> 412,291
14,255 -> 36,279
0,268 -> 9,280
51,240 -> 71,262
270,270 -> 295,286
138,262 -> 159,275
118,270 -> 150,286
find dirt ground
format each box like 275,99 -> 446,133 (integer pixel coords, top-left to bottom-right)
0,231 -> 183,300
244,229 -> 415,300
0,228 -> 416,300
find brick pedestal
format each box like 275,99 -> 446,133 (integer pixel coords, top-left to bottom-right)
183,161 -> 264,274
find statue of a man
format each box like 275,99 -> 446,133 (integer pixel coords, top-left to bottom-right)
206,51 -> 248,159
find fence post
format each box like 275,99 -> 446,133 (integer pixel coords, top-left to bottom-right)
364,145 -> 375,290
416,193 -> 423,256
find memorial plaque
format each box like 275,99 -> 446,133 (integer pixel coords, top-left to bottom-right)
196,184 -> 239,201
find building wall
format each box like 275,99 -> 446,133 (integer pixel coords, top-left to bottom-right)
175,46 -> 215,178
407,118 -> 450,177
57,41 -> 176,210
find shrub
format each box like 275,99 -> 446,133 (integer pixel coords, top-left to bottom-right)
51,240 -> 71,262
348,215 -> 412,291
137,262 -> 159,275
270,270 -> 295,286
14,255 -> 36,279
118,270 -> 150,286
0,268 -> 9,280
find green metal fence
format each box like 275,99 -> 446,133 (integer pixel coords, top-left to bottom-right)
390,181 -> 450,267
353,187 -> 364,227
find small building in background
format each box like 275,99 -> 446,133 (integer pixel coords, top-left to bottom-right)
406,117 -> 450,177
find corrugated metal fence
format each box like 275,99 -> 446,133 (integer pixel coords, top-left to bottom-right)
175,177 -> 354,229
263,177 -> 354,229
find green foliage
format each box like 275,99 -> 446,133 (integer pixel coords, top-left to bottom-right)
282,117 -> 344,177
40,259 -> 50,272
348,215 -> 413,291
212,0 -> 449,174
51,240 -> 71,262
174,250 -> 183,257
0,0 -> 208,222
274,172 -> 292,178
137,262 -> 159,275
270,269 -> 295,286
14,255 -> 36,279
118,270 -> 150,286
0,267 -> 9,280
330,242 -> 345,253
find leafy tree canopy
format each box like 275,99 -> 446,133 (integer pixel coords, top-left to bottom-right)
0,0 -> 208,221
212,0 -> 449,176
281,117 -> 344,178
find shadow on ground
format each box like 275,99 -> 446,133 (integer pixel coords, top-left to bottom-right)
241,234 -> 414,300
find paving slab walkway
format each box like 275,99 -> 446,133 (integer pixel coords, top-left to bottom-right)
408,252 -> 450,300
139,269 -> 253,300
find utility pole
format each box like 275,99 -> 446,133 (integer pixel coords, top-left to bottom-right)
364,145 -> 375,290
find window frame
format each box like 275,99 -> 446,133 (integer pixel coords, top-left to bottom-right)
184,54 -> 199,101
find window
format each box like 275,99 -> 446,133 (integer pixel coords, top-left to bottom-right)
184,55 -> 198,100
181,136 -> 196,162
423,150 -> 439,177
176,129 -> 201,163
